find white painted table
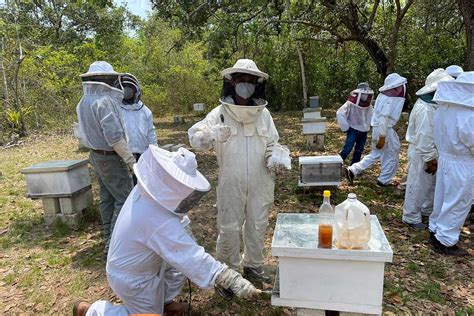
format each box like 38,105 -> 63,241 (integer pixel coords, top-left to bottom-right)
271,213 -> 393,315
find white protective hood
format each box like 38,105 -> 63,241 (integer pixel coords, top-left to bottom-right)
433,71 -> 474,108
133,145 -> 211,215
220,96 -> 267,124
379,73 -> 407,92
416,68 -> 454,96
221,59 -> 269,82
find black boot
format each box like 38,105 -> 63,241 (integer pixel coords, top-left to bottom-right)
431,237 -> 468,256
243,266 -> 272,284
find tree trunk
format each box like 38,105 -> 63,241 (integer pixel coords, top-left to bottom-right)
0,37 -> 9,109
458,0 -> 474,70
296,44 -> 308,108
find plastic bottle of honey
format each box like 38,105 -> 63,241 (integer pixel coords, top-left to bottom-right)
318,190 -> 334,248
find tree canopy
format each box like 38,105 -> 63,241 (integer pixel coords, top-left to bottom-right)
0,0 -> 469,142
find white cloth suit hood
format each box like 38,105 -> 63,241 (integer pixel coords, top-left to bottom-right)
133,146 -> 211,216
220,96 -> 267,124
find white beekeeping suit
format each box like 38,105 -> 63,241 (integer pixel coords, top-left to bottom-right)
428,72 -> 474,256
346,73 -> 407,186
119,74 -> 157,155
188,59 -> 284,283
120,101 -> 157,153
79,146 -> 260,315
402,69 -> 454,228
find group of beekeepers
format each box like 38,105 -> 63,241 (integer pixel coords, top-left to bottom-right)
74,59 -> 291,316
338,65 -> 473,257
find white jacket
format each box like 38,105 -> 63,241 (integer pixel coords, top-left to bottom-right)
120,101 -> 158,154
336,101 -> 373,132
406,99 -> 438,162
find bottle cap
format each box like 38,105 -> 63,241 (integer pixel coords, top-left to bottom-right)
323,190 -> 331,198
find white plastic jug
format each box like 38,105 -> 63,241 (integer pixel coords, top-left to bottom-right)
334,193 -> 371,249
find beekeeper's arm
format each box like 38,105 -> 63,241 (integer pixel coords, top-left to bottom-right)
415,106 -> 438,174
264,112 -> 281,165
145,106 -> 158,146
188,109 -> 230,150
414,107 -> 437,161
96,98 -> 136,170
459,115 -> 474,156
147,218 -> 259,299
336,102 -> 350,132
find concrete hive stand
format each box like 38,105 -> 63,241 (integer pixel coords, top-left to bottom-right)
302,107 -> 326,151
21,159 -> 93,229
271,213 -> 393,315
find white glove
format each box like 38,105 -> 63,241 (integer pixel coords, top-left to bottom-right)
267,144 -> 291,170
211,125 -> 232,143
111,138 -> 136,172
216,268 -> 261,300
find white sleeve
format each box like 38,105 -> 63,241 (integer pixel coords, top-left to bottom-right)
188,108 -> 220,150
145,108 -> 158,146
146,219 -> 226,289
336,103 -> 350,132
264,111 -> 280,163
459,115 -> 474,155
414,107 -> 437,162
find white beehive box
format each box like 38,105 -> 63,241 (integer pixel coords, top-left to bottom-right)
21,159 -> 91,198
302,118 -> 327,135
299,155 -> 343,186
271,213 -> 393,315
303,108 -> 322,120
193,103 -> 205,112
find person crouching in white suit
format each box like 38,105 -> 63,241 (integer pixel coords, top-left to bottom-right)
72,146 -> 261,316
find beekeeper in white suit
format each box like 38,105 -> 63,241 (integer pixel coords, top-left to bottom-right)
402,69 -> 453,229
76,61 -> 135,256
72,146 -> 260,316
345,73 -> 407,187
119,73 -> 158,184
188,59 -> 288,284
428,71 -> 474,256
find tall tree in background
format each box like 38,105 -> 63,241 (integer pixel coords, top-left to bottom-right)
457,0 -> 474,70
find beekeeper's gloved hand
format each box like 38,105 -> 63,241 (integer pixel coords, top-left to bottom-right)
375,136 -> 386,149
211,125 -> 232,143
111,138 -> 136,173
216,268 -> 261,300
424,159 -> 437,175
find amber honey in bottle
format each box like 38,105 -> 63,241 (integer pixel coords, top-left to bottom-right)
318,190 -> 334,248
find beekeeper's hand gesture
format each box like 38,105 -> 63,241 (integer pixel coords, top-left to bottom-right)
216,268 -> 261,300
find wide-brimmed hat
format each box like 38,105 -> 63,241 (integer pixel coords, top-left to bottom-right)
80,61 -> 120,77
134,146 -> 211,214
354,82 -> 374,94
416,68 -> 453,96
221,59 -> 269,82
379,73 -> 407,92
445,65 -> 463,78
433,71 -> 474,108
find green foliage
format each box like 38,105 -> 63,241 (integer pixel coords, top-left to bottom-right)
0,0 -> 468,140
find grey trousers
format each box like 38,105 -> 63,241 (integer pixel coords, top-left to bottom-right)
90,151 -> 133,254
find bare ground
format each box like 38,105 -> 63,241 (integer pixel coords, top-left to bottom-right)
0,110 -> 472,314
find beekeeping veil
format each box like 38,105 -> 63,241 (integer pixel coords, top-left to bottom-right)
121,73 -> 142,105
219,59 -> 269,124
80,61 -> 124,93
133,145 -> 211,215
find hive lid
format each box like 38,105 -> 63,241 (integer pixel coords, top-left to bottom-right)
271,213 -> 393,262
303,108 -> 322,113
21,159 -> 89,174
301,117 -> 327,123
299,155 -> 343,164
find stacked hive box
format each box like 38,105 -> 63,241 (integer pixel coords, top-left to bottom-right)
302,97 -> 326,150
298,155 -> 343,187
21,159 -> 93,229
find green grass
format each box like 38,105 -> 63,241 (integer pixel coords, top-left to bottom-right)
417,281 -> 445,304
